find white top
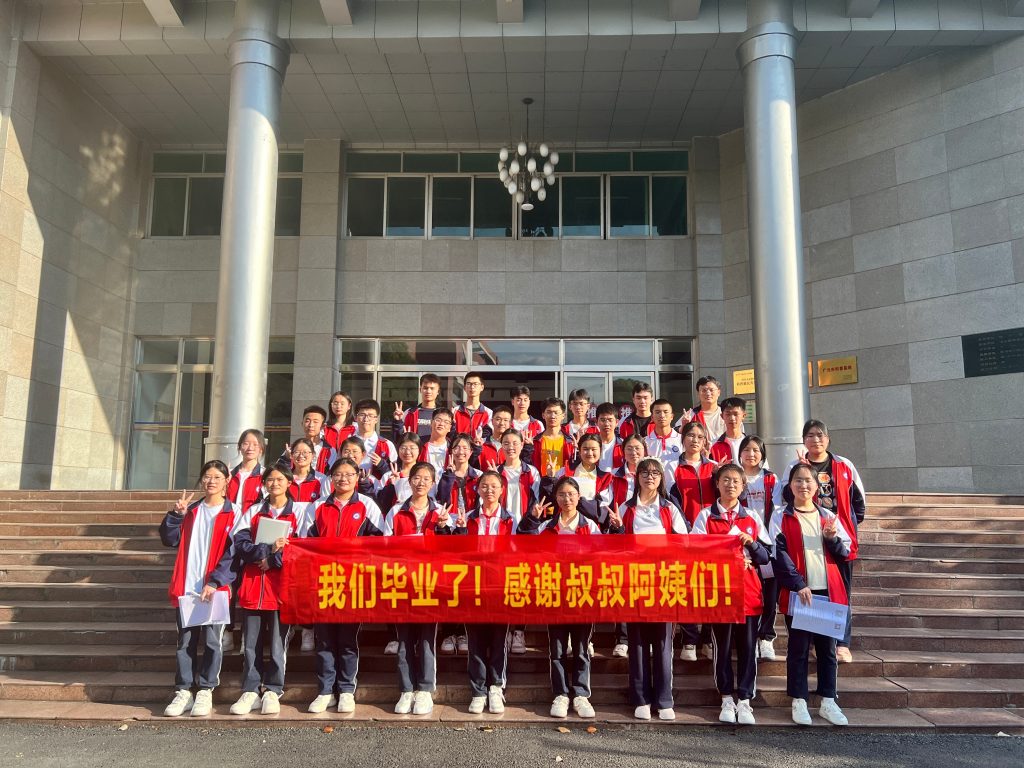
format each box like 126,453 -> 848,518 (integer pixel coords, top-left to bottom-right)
574,467 -> 598,500
631,500 -> 668,534
598,439 -> 618,472
797,510 -> 827,590
184,502 -> 220,596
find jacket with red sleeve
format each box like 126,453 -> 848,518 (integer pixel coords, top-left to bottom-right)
670,458 -> 717,525
616,415 -> 656,440
709,433 -> 744,465
395,405 -> 437,440
610,466 -> 637,511
473,441 -> 506,471
454,505 -> 517,537
511,415 -> 544,465
497,462 -> 542,524
324,423 -> 356,452
161,500 -> 238,606
540,464 -> 614,530
516,511 -> 604,535
384,497 -> 455,536
436,467 -> 482,516
227,464 -> 264,513
692,502 -> 770,617
454,404 -> 493,439
531,432 -> 575,473
308,493 -> 385,539
770,504 -> 852,612
233,500 -> 301,611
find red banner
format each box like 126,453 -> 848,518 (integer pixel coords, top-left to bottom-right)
280,535 -> 745,625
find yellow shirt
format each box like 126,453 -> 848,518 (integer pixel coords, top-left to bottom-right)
540,435 -> 566,473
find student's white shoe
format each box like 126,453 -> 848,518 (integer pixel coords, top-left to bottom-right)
412,691 -> 433,715
791,698 -> 813,726
573,696 -> 595,718
163,689 -> 193,717
758,639 -> 776,661
612,643 -> 628,658
511,630 -> 527,654
719,697 -> 737,723
658,708 -> 676,721
468,696 -> 486,714
487,685 -> 505,714
457,634 -> 469,654
550,695 -> 570,718
440,635 -> 457,655
703,644 -> 714,660
384,640 -> 399,655
337,693 -> 356,713
308,694 -> 337,714
634,704 -> 652,720
190,689 -> 213,717
229,691 -> 260,715
587,642 -> 595,657
736,699 -> 756,725
679,645 -> 697,661
395,692 -> 414,714
300,628 -> 315,652
221,632 -> 235,652
261,690 -> 280,715
819,697 -> 849,726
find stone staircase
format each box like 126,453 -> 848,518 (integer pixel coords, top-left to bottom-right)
0,490 -> 1022,729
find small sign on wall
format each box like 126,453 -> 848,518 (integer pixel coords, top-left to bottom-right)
733,368 -> 755,395
817,356 -> 858,387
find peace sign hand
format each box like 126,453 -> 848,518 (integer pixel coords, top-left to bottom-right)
531,500 -> 553,519
455,508 -> 468,528
173,489 -> 196,515
795,447 -> 810,465
436,503 -> 452,525
545,458 -> 558,478
473,426 -> 484,446
393,401 -> 404,422
608,505 -> 623,529
486,459 -> 499,473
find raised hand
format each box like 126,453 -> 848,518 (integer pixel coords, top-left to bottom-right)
370,451 -> 382,466
473,425 -> 484,446
393,401 -> 404,422
436,503 -> 452,525
545,457 -> 558,478
173,489 -> 196,514
795,447 -> 810,464
486,459 -> 499,473
737,531 -> 754,546
455,508 -> 467,528
608,505 -> 623,529
530,499 -> 553,519
283,442 -> 292,456
822,516 -> 838,540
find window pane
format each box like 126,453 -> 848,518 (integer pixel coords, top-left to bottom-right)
478,373 -> 557,421
431,177 -> 471,237
565,341 -> 654,366
659,339 -> 693,366
178,372 -> 211,426
150,178 -> 187,236
652,176 -> 687,236
173,427 -> 208,488
346,177 -> 384,236
658,371 -> 694,411
386,177 -> 426,237
128,428 -> 172,489
460,153 -> 495,173
575,151 -> 630,172
473,177 -> 512,238
404,153 -> 458,173
338,372 -> 375,404
139,339 -> 179,365
265,371 -> 293,428
380,375 -> 422,432
609,176 -> 649,237
182,339 -> 214,365
268,338 -> 295,365
633,151 -> 688,171
203,152 -> 226,173
613,374 -> 653,410
562,177 -> 601,237
153,153 -> 202,173
655,177 -> 688,237
186,177 -> 224,235
520,180 -> 559,238
279,152 -> 304,173
471,340 -> 559,366
340,339 -> 375,365
380,339 -> 465,366
346,152 -> 401,172
275,177 -> 302,236
564,374 -> 607,407
134,372 -> 176,424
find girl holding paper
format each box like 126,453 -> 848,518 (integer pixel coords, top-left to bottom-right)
770,463 -> 852,727
159,459 -> 238,718
230,464 -> 302,716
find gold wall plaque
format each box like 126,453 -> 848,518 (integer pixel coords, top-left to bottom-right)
733,368 -> 755,395
817,356 -> 858,386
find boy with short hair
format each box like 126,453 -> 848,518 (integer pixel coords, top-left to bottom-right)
419,408 -> 454,482
564,389 -> 598,440
678,376 -> 725,442
454,371 -> 493,442
617,382 -> 655,439
709,397 -> 747,465
594,402 -> 624,471
282,406 -> 336,475
475,405 -> 511,470
644,399 -> 684,490
537,397 -> 574,475
393,373 -> 443,440
352,399 -> 398,473
510,385 -> 543,465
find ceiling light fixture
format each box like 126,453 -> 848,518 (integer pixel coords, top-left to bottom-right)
497,97 -> 558,212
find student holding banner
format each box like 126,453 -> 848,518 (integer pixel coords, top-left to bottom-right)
771,463 -> 852,727
160,460 -> 238,718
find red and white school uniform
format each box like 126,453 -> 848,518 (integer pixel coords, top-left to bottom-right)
397,405 -> 438,439
709,433 -> 745,465
741,468 -> 781,642
289,472 -> 331,536
610,466 -> 638,512
474,440 -> 506,471
617,416 -> 656,441
542,463 -> 614,530
597,436 -> 624,472
496,462 -> 542,526
354,431 -> 398,470
678,408 -> 725,443
512,415 -> 544,441
436,467 -> 483,517
454,403 -> 493,437
418,441 -> 450,483
311,440 -> 337,476
310,493 -> 386,539
228,464 -> 264,515
384,498 -> 454,537
324,423 -> 356,452
671,458 -> 717,526
645,431 -> 684,489
533,432 -> 575,474
235,501 -> 301,612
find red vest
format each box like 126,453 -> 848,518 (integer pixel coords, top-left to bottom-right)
324,424 -> 356,451
454,405 -> 492,436
227,466 -> 264,512
167,501 -> 234,605
465,510 -> 516,537
389,499 -> 448,537
476,442 -> 506,470
498,464 -> 539,519
673,460 -> 716,524
289,475 -> 324,503
777,509 -> 849,613
236,505 -> 300,611
702,507 -> 763,618
621,502 -> 674,534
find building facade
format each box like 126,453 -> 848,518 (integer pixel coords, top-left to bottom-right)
0,0 -> 1022,492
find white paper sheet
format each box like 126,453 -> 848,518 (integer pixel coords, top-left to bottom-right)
178,591 -> 230,628
788,593 -> 848,641
758,561 -> 775,579
255,516 -> 291,545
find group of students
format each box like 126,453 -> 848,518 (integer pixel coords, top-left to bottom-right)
161,372 -> 865,727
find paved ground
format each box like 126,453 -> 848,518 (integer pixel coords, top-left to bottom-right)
2,723 -> 1021,768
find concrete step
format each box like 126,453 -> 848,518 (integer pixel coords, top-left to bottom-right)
858,555 -> 1024,574
863,542 -> 1024,558
861,517 -> 1020,531
866,505 -> 1024,518
0,511 -> 168,524
852,626 -> 1024,652
858,530 -> 1024,545
0,565 -> 171,583
0,524 -> 160,537
857,572 -> 1024,590
867,494 -> 1024,506
0,500 -> 175,512
854,588 -> 1024,610
853,607 -> 1024,631
0,537 -> 165,552
0,550 -> 175,566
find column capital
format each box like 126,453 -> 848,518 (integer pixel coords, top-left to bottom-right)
736,21 -> 797,69
229,0 -> 289,77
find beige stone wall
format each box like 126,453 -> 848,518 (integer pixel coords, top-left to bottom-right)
719,40 -> 1024,493
0,2 -> 141,488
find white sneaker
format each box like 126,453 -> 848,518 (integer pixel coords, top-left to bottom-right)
190,689 -> 213,717
612,643 -> 628,658
308,694 -> 336,714
301,628 -> 315,652
395,691 -> 414,714
792,698 -> 812,725
758,639 -> 776,661
457,634 -> 469,654
587,642 -> 595,656
384,640 -> 399,655
163,689 -> 193,717
634,704 -> 651,720
658,707 -> 676,721
511,630 -> 527,654
679,645 -> 697,661
719,697 -> 737,723
440,635 -> 457,655
221,632 -> 234,652
819,697 -> 848,726
229,691 -> 259,715
468,696 -> 486,714
261,690 -> 280,715
487,685 -> 505,714
573,696 -> 595,718
412,690 -> 433,715
338,692 -> 355,713
550,695 -> 569,718
736,699 -> 755,725
703,644 -> 714,659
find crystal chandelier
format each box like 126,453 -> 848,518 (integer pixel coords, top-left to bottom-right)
497,97 -> 559,211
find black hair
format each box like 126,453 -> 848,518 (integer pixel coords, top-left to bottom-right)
303,405 -> 328,420
720,396 -> 747,412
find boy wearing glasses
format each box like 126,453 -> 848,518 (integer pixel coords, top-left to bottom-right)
454,371 -> 493,442
280,406 -> 336,475
678,376 -> 725,442
709,397 -> 748,464
352,399 -> 397,473
419,408 -> 454,484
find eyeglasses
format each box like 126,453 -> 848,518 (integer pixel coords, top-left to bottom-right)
332,472 -> 358,480
356,413 -> 377,420
292,451 -> 313,459
433,419 -> 452,427
639,469 -> 662,477
718,477 -> 744,486
804,432 -> 827,441
200,475 -> 223,483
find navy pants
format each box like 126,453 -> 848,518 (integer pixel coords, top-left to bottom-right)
174,613 -> 224,691
241,609 -> 290,695
315,623 -> 360,695
548,624 -> 594,698
467,623 -> 510,696
759,576 -> 779,640
627,622 -> 674,709
836,559 -> 854,647
710,615 -> 759,700
784,590 -> 839,699
396,623 -> 438,693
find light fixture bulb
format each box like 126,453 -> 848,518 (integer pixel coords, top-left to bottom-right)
537,188 -> 547,202
539,143 -> 549,157
527,157 -> 537,173
499,147 -> 509,162
521,202 -> 534,211
543,162 -> 553,176
499,169 -> 509,182
515,190 -> 525,203
509,159 -> 520,174
530,177 -> 542,192
517,141 -> 527,156
508,181 -> 518,195
550,151 -> 559,165
546,175 -> 555,185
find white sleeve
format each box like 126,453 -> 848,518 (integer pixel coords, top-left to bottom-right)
773,460 -> 798,511
690,508 -> 711,535
382,505 -> 399,536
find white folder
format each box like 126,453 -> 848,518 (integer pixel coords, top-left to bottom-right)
178,591 -> 230,628
788,593 -> 849,641
254,516 -> 291,545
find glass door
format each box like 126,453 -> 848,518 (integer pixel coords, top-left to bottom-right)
562,373 -> 608,417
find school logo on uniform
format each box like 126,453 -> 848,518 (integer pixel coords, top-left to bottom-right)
352,513 -> 361,521
670,445 -> 679,453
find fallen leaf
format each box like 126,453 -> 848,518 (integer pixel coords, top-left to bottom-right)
556,726 -> 570,734
586,726 -> 598,734
117,724 -> 128,732
322,726 -> 334,734
555,757 -> 563,763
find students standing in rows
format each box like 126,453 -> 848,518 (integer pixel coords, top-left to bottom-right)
594,402 -> 623,471
617,382 -> 655,438
564,388 -> 598,441
645,399 -> 684,489
351,399 -> 397,471
324,391 -> 355,452
510,385 -> 543,464
475,405 -> 510,470
709,397 -> 747,464
393,373 -> 443,440
680,376 -> 725,442
453,371 -> 492,441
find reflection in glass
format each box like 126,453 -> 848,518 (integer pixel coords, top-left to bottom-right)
609,176 -> 649,237
150,178 -> 187,236
472,340 -> 559,366
268,338 -> 295,365
178,373 -> 211,426
380,340 -> 465,366
652,176 -> 687,236
520,179 -> 559,238
346,178 -> 385,236
474,177 -> 513,238
613,374 -> 653,409
139,339 -> 179,366
265,372 -> 294,428
659,339 -> 693,366
431,177 -> 471,237
564,374 -> 608,406
173,426 -> 208,488
338,372 -> 375,403
340,339 -> 375,365
275,178 -> 302,236
134,373 -> 176,424
562,177 -> 601,237
564,340 -> 654,366
386,177 -> 426,237
182,340 -> 214,366
128,428 -> 172,489
658,372 -> 694,411
186,177 -> 224,236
